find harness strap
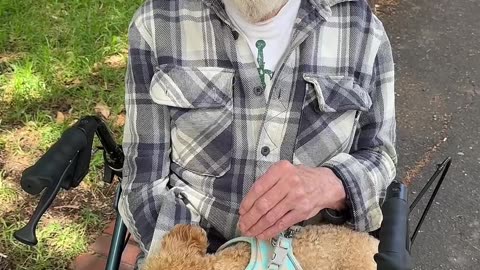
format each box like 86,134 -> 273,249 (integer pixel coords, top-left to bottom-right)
216,230 -> 304,270
218,236 -> 255,250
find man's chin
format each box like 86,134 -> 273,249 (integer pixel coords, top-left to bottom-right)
230,0 -> 288,23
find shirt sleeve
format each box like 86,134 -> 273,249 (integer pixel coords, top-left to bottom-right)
118,9 -> 172,250
322,25 -> 397,232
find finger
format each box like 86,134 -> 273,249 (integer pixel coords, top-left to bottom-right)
244,191 -> 293,237
257,210 -> 304,240
240,161 -> 291,215
239,179 -> 291,234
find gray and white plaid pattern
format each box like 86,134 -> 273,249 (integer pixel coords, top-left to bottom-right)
119,0 -> 397,254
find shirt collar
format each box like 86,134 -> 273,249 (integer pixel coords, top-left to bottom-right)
202,0 -> 358,23
306,0 -> 358,18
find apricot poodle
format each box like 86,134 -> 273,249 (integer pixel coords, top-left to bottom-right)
144,224 -> 379,270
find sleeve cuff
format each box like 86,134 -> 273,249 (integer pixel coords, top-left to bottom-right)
322,152 -> 383,232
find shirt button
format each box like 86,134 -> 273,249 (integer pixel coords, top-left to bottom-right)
253,86 -> 264,96
261,146 -> 270,156
232,31 -> 240,40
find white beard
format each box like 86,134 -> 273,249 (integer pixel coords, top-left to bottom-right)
229,0 -> 289,23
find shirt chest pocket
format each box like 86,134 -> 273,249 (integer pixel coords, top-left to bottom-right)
150,65 -> 235,177
293,74 -> 372,167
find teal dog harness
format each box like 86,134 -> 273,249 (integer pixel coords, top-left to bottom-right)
217,229 -> 303,270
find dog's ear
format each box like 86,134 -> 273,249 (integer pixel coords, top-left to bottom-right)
160,224 -> 208,256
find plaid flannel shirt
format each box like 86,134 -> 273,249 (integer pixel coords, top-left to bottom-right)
119,0 -> 397,253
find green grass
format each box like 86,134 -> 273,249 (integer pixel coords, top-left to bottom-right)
0,211 -> 104,270
0,171 -> 17,203
0,0 -> 143,268
0,0 -> 137,125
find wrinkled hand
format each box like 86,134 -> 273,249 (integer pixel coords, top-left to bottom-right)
238,161 -> 346,240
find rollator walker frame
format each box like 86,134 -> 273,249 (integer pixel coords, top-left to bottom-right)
13,116 -> 452,270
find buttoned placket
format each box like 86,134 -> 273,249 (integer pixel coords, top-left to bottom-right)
204,0 -> 330,179
252,16 -> 328,179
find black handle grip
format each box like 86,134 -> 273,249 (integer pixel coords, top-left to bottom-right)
14,159 -> 74,245
14,116 -> 120,246
375,181 -> 412,270
20,126 -> 88,195
14,124 -> 89,246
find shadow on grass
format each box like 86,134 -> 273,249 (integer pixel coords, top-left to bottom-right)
0,207 -> 113,270
0,62 -> 124,269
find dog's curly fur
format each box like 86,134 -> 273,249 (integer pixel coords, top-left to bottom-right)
144,224 -> 379,270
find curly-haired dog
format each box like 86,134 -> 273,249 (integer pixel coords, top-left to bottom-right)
144,224 -> 379,270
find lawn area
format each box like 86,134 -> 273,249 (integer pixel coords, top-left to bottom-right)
0,0 -> 143,269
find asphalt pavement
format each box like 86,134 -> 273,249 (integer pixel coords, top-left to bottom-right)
379,0 -> 480,269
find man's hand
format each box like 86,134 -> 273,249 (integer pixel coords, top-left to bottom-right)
238,161 -> 346,240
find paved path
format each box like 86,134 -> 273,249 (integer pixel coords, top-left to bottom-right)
380,0 -> 480,269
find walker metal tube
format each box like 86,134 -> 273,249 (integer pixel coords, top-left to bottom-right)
105,186 -> 128,270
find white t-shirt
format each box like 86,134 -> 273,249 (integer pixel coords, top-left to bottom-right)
223,0 -> 301,100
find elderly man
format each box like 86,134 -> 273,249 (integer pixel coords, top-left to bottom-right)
119,0 -> 396,264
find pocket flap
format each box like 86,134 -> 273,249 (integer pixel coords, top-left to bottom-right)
303,74 -> 372,113
150,65 -> 235,108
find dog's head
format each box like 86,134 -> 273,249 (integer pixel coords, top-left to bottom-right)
160,224 -> 209,256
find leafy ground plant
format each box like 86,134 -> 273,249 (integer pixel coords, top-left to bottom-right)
0,0 -> 143,269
